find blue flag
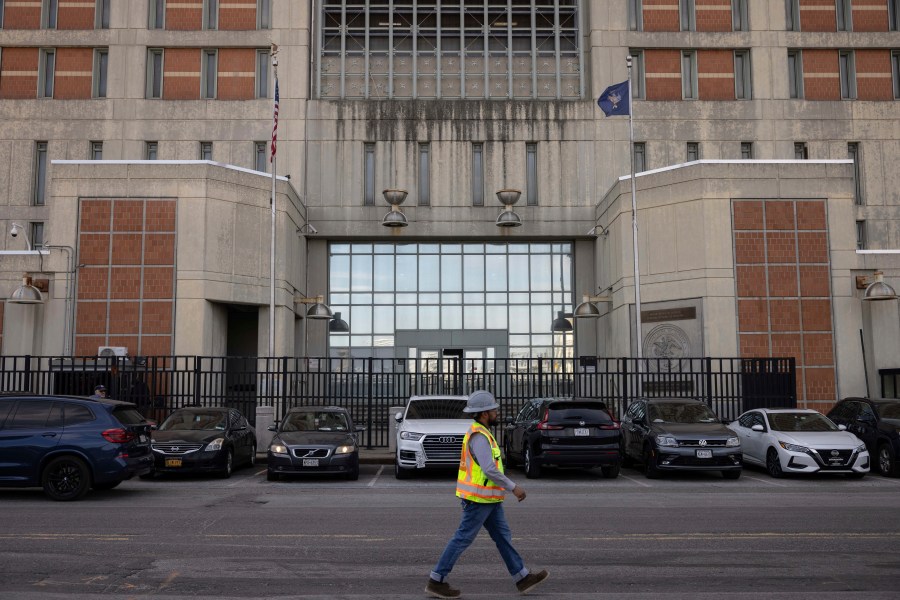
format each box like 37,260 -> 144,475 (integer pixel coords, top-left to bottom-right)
597,80 -> 630,116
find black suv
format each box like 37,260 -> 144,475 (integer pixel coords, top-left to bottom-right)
504,397 -> 621,479
620,398 -> 742,479
0,394 -> 154,500
827,397 -> 900,477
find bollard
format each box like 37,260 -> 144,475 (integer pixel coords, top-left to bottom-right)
388,406 -> 404,453
256,405 -> 276,455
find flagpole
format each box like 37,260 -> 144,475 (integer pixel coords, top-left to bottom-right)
269,45 -> 279,359
626,55 -> 644,395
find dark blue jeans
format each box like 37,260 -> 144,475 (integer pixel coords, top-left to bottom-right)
431,499 -> 528,583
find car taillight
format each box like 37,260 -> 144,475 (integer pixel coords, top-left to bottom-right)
536,411 -> 563,430
102,428 -> 135,444
598,422 -> 621,430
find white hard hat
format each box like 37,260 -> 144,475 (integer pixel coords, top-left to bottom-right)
463,390 -> 500,413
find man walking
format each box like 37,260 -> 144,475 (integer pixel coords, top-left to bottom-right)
426,390 -> 549,598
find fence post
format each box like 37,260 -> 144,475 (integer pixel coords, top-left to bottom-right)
621,357 -> 628,403
193,357 -> 201,406
537,359 -> 544,398
366,357 -> 374,449
23,355 -> 32,392
788,357 -> 797,407
705,357 -> 713,407
281,357 -> 289,420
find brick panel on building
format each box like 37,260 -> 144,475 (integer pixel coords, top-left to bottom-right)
698,49 -> 735,100
54,48 -> 94,100
58,0 -> 96,30
644,49 -> 682,101
166,0 -> 203,30
799,0 -> 838,32
642,0 -> 680,32
0,47 -> 39,99
851,0 -> 889,32
695,0 -> 732,32
163,48 -> 201,100
2,0 -> 41,29
216,48 -> 256,100
219,0 -> 258,30
802,49 -> 840,101
855,49 -> 895,101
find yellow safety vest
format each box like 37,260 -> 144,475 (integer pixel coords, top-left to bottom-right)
456,422 -> 506,503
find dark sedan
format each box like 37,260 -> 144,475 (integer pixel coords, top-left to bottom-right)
620,398 -> 742,479
267,407 -> 363,481
827,397 -> 900,476
504,397 -> 622,479
149,407 -> 256,478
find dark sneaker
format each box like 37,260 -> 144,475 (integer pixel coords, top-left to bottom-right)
425,578 -> 461,599
516,570 -> 549,594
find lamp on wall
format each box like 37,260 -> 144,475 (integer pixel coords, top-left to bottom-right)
495,189 -> 522,227
573,291 -> 613,318
8,274 -> 44,304
551,311 -> 573,332
295,295 -> 334,319
858,271 -> 898,302
382,189 -> 409,227
329,311 -> 350,332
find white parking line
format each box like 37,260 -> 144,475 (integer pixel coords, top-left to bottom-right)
619,473 -> 653,488
255,468 -> 267,477
866,475 -> 900,485
742,474 -> 787,486
368,465 -> 385,487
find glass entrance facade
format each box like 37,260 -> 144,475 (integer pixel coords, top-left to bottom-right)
328,242 -> 573,359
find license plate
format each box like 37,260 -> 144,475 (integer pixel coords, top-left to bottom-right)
696,449 -> 713,459
302,459 -> 319,467
574,428 -> 590,436
165,458 -> 182,468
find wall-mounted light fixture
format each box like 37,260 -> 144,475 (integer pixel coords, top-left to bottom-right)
295,295 -> 334,319
329,311 -> 350,333
587,225 -> 609,238
857,271 -> 898,301
8,274 -> 44,304
382,189 -> 409,227
297,223 -> 318,235
495,189 -> 522,227
573,291 -> 613,318
551,311 -> 573,332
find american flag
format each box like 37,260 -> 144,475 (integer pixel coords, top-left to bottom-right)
271,79 -> 279,162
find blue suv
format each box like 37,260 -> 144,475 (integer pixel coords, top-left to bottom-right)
0,394 -> 154,500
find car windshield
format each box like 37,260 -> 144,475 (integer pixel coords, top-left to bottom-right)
159,411 -> 226,431
876,402 -> 900,420
405,399 -> 469,419
648,402 -> 718,424
768,412 -> 837,432
282,411 -> 349,432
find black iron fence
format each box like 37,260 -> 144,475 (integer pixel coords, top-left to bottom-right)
0,355 -> 796,448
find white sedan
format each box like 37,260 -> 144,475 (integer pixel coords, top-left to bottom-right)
729,409 -> 869,478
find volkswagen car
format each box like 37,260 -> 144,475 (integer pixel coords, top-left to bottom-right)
730,408 -> 868,478
620,397 -> 742,479
394,395 -> 471,479
267,406 -> 363,481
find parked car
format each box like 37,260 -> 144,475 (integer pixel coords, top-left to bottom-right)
267,406 -> 363,481
827,397 -> 900,477
620,397 -> 742,479
0,394 -> 154,500
730,408 -> 869,478
394,395 -> 471,479
504,397 -> 621,479
149,407 -> 256,478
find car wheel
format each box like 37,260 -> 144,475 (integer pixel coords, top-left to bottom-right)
643,445 -> 661,479
504,438 -> 518,469
524,445 -> 541,479
220,449 -> 233,479
877,443 -> 897,477
266,470 -> 280,482
601,464 -> 620,479
721,470 -> 741,480
766,448 -> 783,478
394,454 -> 411,479
92,480 -> 122,491
42,456 -> 91,501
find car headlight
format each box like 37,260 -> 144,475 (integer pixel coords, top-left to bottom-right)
726,437 -> 740,447
655,435 -> 678,447
335,445 -> 356,455
855,443 -> 867,453
400,431 -> 425,441
779,441 -> 809,453
205,438 -> 224,452
269,443 -> 289,456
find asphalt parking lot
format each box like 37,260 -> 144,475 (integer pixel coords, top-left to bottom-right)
1,463 -> 899,599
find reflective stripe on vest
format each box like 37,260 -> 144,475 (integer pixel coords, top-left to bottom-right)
456,422 -> 505,503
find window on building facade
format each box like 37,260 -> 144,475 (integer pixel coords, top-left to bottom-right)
254,142 -> 267,172
418,143 -> 430,206
526,143 -> 538,206
629,0 -> 643,31
34,142 -> 48,206
680,0 -> 696,31
202,50 -> 217,99
147,49 -> 163,98
891,0 -> 900,30
42,0 -> 58,29
686,142 -> 700,162
91,141 -> 103,160
93,49 -> 108,98
363,143 -> 375,205
39,49 -> 55,98
145,141 -> 158,160
256,50 -> 269,98
732,0 -> 749,31
203,0 -> 217,30
96,0 -> 109,29
848,142 -> 863,205
149,0 -> 164,29
472,143 -> 484,206
893,51 -> 900,98
634,142 -> 646,173
257,0 -> 270,29
794,142 -> 808,159
856,220 -> 867,250
788,50 -> 803,98
318,1 -> 582,100
734,50 -> 752,99
30,222 -> 45,248
840,50 -> 856,99
682,51 -> 697,99
200,141 -> 213,160
741,141 -> 753,159
836,0 -> 852,31
785,0 -> 800,31
629,50 -> 645,99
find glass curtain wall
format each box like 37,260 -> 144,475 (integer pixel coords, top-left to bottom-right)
328,242 -> 573,359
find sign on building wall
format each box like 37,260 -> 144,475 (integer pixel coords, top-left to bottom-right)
630,298 -> 704,372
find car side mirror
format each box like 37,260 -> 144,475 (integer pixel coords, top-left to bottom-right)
859,415 -> 876,425
751,424 -> 764,432
837,424 -> 847,431
395,411 -> 404,423
267,424 -> 277,432
355,425 -> 366,433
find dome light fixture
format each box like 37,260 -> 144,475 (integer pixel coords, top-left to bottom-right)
495,189 -> 523,228
8,275 -> 44,304
382,189 -> 409,227
862,271 -> 898,302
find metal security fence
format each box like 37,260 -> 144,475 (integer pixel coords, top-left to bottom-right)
0,355 -> 796,448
